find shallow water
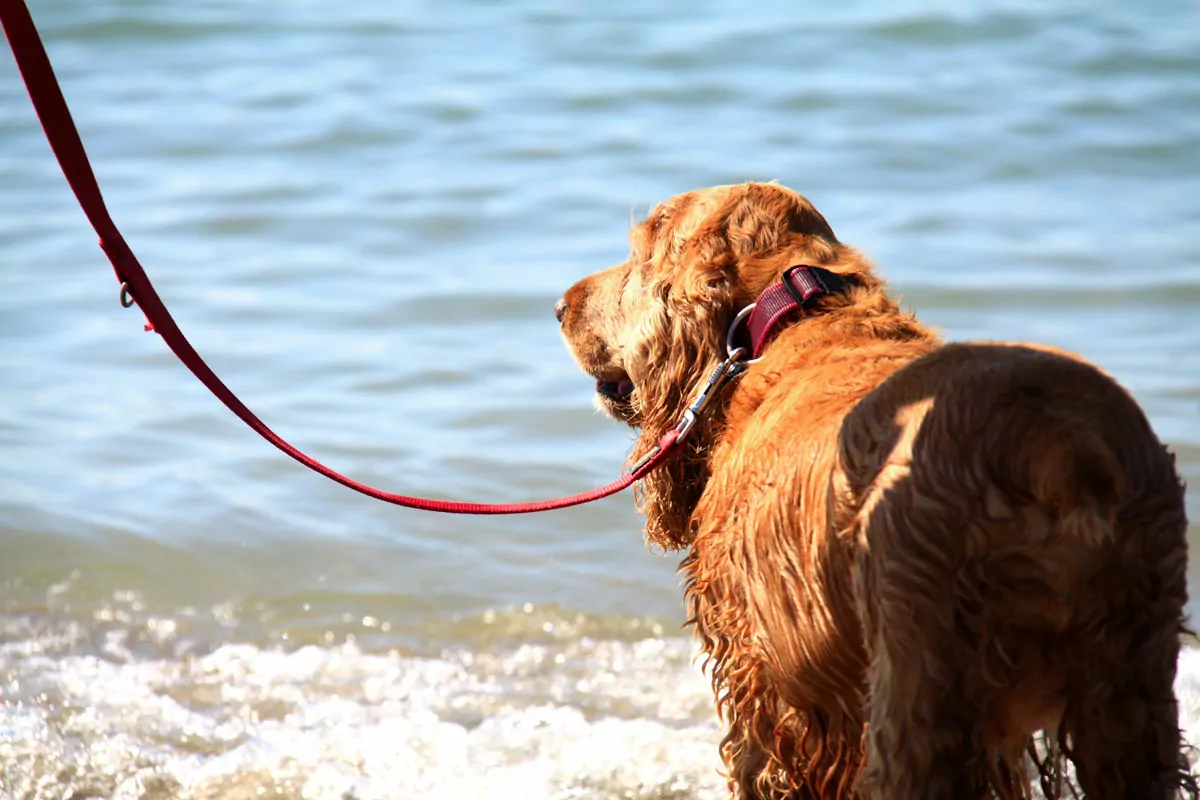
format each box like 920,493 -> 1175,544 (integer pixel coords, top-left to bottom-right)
2,1 -> 1199,797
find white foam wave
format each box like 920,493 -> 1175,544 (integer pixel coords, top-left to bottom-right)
5,638 -> 1200,799
1,635 -> 724,800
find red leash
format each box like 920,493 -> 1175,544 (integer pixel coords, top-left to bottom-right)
0,0 -> 687,514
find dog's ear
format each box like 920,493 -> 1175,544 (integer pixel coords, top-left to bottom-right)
624,183 -> 848,549
626,237 -> 740,551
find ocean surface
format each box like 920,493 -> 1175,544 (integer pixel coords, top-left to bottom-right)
2,1 -> 1198,797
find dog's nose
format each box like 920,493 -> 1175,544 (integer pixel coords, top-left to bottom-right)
554,297 -> 568,323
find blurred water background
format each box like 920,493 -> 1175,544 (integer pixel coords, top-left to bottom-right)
2,1 -> 1198,798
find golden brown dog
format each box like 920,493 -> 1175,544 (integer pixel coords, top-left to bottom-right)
556,182 -> 1193,799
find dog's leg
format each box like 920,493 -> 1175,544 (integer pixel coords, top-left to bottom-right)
1060,507 -> 1193,800
852,477 -> 1003,800
852,472 -> 1077,799
857,595 -> 1008,798
856,586 -> 997,798
1064,650 -> 1188,799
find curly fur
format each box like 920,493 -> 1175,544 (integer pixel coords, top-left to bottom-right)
558,182 -> 1193,799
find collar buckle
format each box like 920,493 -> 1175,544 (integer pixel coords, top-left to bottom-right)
781,264 -> 838,305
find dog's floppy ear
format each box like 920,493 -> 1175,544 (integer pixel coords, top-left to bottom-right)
626,225 -> 741,550
625,182 -> 845,550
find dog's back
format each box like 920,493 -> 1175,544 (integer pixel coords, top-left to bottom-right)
839,342 -> 1191,799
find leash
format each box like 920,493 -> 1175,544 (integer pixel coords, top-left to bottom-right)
1,0 -> 841,514
0,0 -> 691,514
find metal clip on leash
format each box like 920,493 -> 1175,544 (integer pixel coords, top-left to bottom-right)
674,305 -> 761,439
674,350 -> 748,440
626,314 -> 757,477
669,307 -> 761,441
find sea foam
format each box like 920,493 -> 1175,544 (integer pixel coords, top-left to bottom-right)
4,630 -> 1200,800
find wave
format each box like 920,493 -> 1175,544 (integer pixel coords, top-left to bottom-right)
4,618 -> 1200,799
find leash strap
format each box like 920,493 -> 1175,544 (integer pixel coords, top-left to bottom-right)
1,0 -> 685,514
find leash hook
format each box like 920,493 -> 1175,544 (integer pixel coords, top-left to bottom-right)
119,282 -> 136,308
673,349 -> 749,440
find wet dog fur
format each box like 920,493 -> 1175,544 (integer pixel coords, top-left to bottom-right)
557,182 -> 1193,799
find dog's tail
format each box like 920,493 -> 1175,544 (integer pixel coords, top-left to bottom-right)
1017,411 -> 1126,546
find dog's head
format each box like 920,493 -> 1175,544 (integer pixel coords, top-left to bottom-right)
557,182 -> 874,548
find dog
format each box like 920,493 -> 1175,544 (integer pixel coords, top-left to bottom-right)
556,182 -> 1192,799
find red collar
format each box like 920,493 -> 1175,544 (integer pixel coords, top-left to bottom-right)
729,265 -> 849,360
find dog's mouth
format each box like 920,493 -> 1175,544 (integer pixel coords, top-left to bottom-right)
593,371 -> 636,419
596,376 -> 634,403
